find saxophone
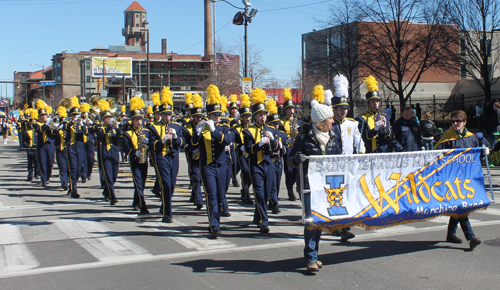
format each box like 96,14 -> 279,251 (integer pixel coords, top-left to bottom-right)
138,126 -> 148,164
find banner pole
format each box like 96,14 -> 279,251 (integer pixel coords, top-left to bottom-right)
300,156 -> 313,224
484,154 -> 495,203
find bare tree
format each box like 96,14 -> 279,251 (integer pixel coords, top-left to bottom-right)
446,0 -> 500,101
306,0 -> 364,113
228,38 -> 271,88
358,0 -> 456,111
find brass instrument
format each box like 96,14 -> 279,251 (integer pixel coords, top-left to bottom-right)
90,95 -> 101,113
108,98 -> 118,113
59,98 -> 72,110
137,126 -> 148,164
32,99 -> 47,109
166,121 -> 173,153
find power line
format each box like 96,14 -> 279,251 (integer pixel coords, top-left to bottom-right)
259,0 -> 332,12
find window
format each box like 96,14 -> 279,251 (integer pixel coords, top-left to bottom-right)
190,63 -> 194,69
183,75 -> 187,81
136,24 -> 139,27
191,76 -> 195,82
86,76 -> 91,83
460,64 -> 467,78
86,62 -> 90,70
182,63 -> 187,68
420,89 -> 424,93
459,38 -> 466,56
136,14 -> 138,18
57,76 -> 61,81
128,14 -> 131,18
161,63 -> 165,68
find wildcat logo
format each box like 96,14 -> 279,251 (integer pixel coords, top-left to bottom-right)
324,175 -> 348,216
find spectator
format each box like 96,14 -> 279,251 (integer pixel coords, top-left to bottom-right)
392,106 -> 421,152
390,105 -> 396,125
420,112 -> 437,150
415,103 -> 422,121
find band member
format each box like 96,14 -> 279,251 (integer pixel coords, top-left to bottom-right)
219,97 -> 233,217
232,93 -> 253,204
192,84 -> 231,238
32,101 -> 55,187
122,97 -> 150,215
63,97 -> 87,198
149,86 -> 186,223
96,100 -> 122,204
356,76 -> 402,153
54,106 -> 70,190
148,92 -> 162,198
119,107 -> 130,163
183,92 -> 194,190
435,110 -> 482,250
243,88 -> 279,233
288,99 -> 341,273
228,94 -> 240,187
330,74 -> 366,241
280,88 -> 300,201
266,98 -> 288,214
23,109 -> 39,181
183,93 -> 204,210
80,103 -> 94,182
145,106 -> 154,124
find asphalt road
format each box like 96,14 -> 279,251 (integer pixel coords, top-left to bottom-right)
1,137 -> 499,290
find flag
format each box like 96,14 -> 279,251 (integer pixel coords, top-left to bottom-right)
216,53 -> 236,66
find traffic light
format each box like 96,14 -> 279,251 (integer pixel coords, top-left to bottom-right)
16,81 -> 20,89
97,79 -> 102,87
104,78 -> 107,86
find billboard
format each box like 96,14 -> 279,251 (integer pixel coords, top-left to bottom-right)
92,57 -> 132,78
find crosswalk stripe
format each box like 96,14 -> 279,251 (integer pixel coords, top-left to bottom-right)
0,224 -> 39,272
53,219 -> 152,262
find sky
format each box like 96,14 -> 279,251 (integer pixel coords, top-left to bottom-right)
0,0 -> 335,100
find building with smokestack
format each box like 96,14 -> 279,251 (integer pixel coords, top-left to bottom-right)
14,1 -> 240,110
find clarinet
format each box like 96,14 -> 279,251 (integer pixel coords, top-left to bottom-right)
262,125 -> 272,155
166,121 -> 174,153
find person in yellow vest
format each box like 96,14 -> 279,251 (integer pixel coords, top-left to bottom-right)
192,85 -> 231,238
32,100 -> 56,187
147,92 -> 162,198
54,106 -> 70,191
80,103 -> 94,183
23,108 -> 39,181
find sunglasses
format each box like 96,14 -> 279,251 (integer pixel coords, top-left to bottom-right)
451,119 -> 463,124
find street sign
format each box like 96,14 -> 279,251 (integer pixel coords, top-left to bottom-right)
100,90 -> 108,97
40,81 -> 55,86
242,79 -> 252,93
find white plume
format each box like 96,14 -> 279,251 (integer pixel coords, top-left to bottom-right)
324,90 -> 333,106
333,74 -> 349,99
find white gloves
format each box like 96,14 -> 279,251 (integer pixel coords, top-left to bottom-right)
136,150 -> 143,159
483,145 -> 490,155
225,145 -> 230,152
286,137 -> 293,144
168,128 -> 177,139
58,124 -> 64,130
259,137 -> 269,147
374,120 -> 384,131
240,145 -> 245,152
75,115 -> 81,121
279,141 -> 282,149
161,134 -> 172,144
141,136 -> 149,143
207,120 -> 215,132
196,121 -> 205,135
234,111 -> 240,120
266,131 -> 274,141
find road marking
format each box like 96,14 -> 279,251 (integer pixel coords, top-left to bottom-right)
0,224 -> 39,272
2,219 -> 500,279
53,219 -> 152,262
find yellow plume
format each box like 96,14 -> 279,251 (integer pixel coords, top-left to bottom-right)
267,98 -> 278,115
70,96 -> 80,109
363,75 -> 378,92
221,96 -> 228,112
31,108 -> 39,120
161,86 -> 173,106
146,106 -> 153,114
121,105 -> 126,113
185,92 -> 193,105
130,96 -> 145,111
19,110 -> 24,116
80,103 -> 91,113
206,84 -> 221,105
98,99 -> 110,112
312,85 -> 325,104
251,88 -> 267,104
193,94 -> 203,108
240,93 -> 250,108
151,92 -> 160,106
36,100 -> 46,110
56,106 -> 67,118
46,106 -> 53,114
283,88 -> 292,101
230,94 -> 238,103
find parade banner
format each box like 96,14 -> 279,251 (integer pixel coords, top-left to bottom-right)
8,124 -> 18,140
308,148 -> 490,232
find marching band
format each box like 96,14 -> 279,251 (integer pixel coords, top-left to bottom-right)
12,76 -> 486,273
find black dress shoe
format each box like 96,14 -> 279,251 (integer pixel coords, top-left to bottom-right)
221,211 -> 231,217
104,197 -> 110,202
62,184 -> 68,191
82,178 -> 87,183
260,226 -> 270,233
42,182 -> 48,187
162,217 -> 173,223
271,205 -> 281,214
241,197 -> 253,204
469,238 -> 481,250
232,181 -> 240,187
132,206 -> 139,211
341,230 -> 355,241
196,204 -> 203,210
211,229 -> 222,238
110,199 -> 118,205
88,174 -> 92,181
27,176 -> 33,181
288,195 -> 296,201
71,193 -> 80,198
446,235 -> 463,244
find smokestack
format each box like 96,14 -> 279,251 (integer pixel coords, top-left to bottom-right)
162,39 -> 167,55
204,0 -> 213,56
